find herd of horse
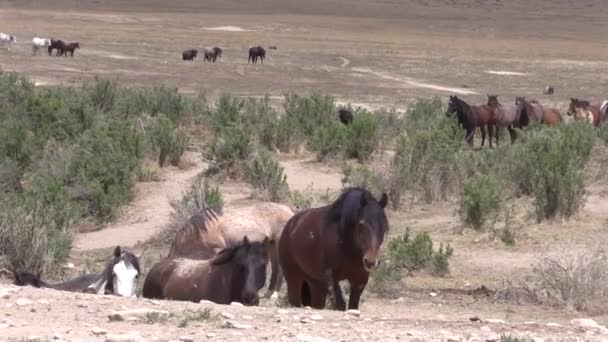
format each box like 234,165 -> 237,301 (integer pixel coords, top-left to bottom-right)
13,188 -> 390,311
30,37 -> 80,57
447,95 -> 608,147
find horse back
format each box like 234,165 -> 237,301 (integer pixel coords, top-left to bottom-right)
53,273 -> 100,292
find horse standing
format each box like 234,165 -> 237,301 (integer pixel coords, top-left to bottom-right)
338,109 -> 353,125
14,246 -> 141,297
567,98 -> 603,127
487,95 -> 528,145
32,37 -> 51,56
203,47 -> 222,62
278,187 -> 389,310
58,42 -> 80,57
446,95 -> 495,148
143,237 -> 269,305
182,49 -> 198,61
0,33 -> 16,50
168,203 -> 294,297
48,39 -> 65,56
248,46 -> 266,64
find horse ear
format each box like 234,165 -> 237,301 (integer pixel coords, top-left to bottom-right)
113,246 -> 122,258
242,236 -> 250,246
379,193 -> 389,209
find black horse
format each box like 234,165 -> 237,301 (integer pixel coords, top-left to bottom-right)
338,109 -> 353,125
48,39 -> 65,56
182,49 -> 198,61
14,246 -> 141,297
204,47 -> 222,62
59,42 -> 80,57
248,46 -> 266,64
446,95 -> 479,146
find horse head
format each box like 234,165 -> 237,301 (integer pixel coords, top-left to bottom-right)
487,95 -> 500,108
355,191 -> 389,271
90,246 -> 140,297
567,98 -> 580,116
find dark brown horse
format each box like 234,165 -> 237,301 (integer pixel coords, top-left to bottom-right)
142,237 -> 269,305
248,46 -> 266,64
203,47 -> 222,62
278,187 -> 389,310
528,99 -> 562,126
338,108 -> 353,125
14,246 -> 141,297
567,98 -> 603,127
446,95 -> 495,148
48,39 -> 65,56
182,49 -> 198,61
59,42 -> 80,57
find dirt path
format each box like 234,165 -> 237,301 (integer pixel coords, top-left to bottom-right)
74,152 -> 205,251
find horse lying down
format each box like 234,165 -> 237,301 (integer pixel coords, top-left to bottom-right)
13,246 -> 141,297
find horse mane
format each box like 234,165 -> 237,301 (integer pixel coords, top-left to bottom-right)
211,238 -> 267,266
327,187 -> 387,236
182,207 -> 220,238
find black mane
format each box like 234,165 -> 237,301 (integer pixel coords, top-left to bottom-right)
327,187 -> 388,237
212,238 -> 268,266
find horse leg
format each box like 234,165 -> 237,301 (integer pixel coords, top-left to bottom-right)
264,245 -> 283,297
465,127 -> 474,146
308,279 -> 329,310
347,279 -> 368,310
286,273 -> 304,307
489,124 -> 494,148
480,125 -> 486,148
507,126 -> 516,144
330,279 -> 346,311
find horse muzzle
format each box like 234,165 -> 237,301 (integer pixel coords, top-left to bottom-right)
363,257 -> 379,272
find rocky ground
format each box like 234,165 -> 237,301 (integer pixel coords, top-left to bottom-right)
1,285 -> 607,341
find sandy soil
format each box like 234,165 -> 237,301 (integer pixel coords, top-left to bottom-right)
1,0 -> 608,340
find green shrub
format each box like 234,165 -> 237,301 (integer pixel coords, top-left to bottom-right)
344,109 -> 379,162
374,228 -> 454,281
283,92 -> 335,138
204,125 -> 252,178
118,86 -> 186,123
459,173 -> 504,230
511,123 -> 593,221
289,186 -> 314,211
308,120 -> 347,161
147,115 -> 189,167
169,173 -> 223,232
247,148 -> 290,202
341,165 -> 386,196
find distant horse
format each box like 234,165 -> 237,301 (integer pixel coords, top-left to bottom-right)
14,246 -> 141,297
338,109 -> 353,125
32,37 -> 51,56
279,187 -> 389,310
567,98 -> 603,127
58,42 -> 80,57
528,99 -> 562,126
543,85 -> 554,95
142,237 -> 269,305
48,39 -> 65,56
487,95 -> 528,145
0,33 -> 16,50
168,203 -> 294,297
203,47 -> 222,62
601,100 -> 608,123
248,46 -> 266,64
446,95 -> 495,148
182,49 -> 198,61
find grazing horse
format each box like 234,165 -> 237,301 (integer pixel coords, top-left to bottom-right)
487,95 -> 528,145
32,37 -> 51,56
446,95 -> 495,148
0,33 -> 16,50
567,98 -> 603,127
14,246 -> 141,297
279,187 -> 389,310
142,237 -> 269,305
203,47 -> 222,62
168,203 -> 294,297
529,99 -> 562,126
543,85 -> 554,95
59,42 -> 80,57
48,39 -> 65,56
182,49 -> 198,61
338,109 -> 353,125
248,46 -> 266,64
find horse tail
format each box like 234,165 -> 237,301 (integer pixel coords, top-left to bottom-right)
13,270 -> 49,288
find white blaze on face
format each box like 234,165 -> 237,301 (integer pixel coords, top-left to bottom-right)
112,260 -> 139,297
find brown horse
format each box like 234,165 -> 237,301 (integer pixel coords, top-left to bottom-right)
446,95 -> 495,148
168,203 -> 294,297
142,237 -> 269,305
487,95 -> 529,145
567,98 -> 603,127
529,99 -> 562,126
278,187 -> 389,310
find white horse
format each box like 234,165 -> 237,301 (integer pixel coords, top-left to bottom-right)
32,37 -> 51,55
0,33 -> 16,50
601,100 -> 608,122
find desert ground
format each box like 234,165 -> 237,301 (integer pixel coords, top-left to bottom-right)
1,0 -> 608,340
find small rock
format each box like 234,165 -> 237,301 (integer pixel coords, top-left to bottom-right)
331,323 -> 340,327
546,322 -> 561,327
242,315 -> 254,320
346,309 -> 360,317
310,314 -> 323,321
524,321 -> 537,325
570,318 -> 601,329
37,300 -> 50,305
277,309 -> 289,315
206,333 -> 216,338
0,324 -> 9,329
392,297 -> 405,303
178,337 -> 194,342
200,300 -> 214,305
105,333 -> 144,342
92,327 -> 108,335
429,292 -> 438,297
532,338 -> 544,342
64,263 -> 75,269
15,298 -> 32,306
52,334 -> 63,340
480,326 -> 492,332
4,304 -> 12,308
304,306 -> 312,310
233,323 -> 253,330
222,312 -> 236,320
485,319 -> 505,324
296,333 -> 331,342
65,329 -> 73,335
230,302 -> 244,307
270,292 -> 279,300
300,317 -> 311,324
77,303 -> 89,308
146,299 -> 161,306
27,336 -> 41,341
